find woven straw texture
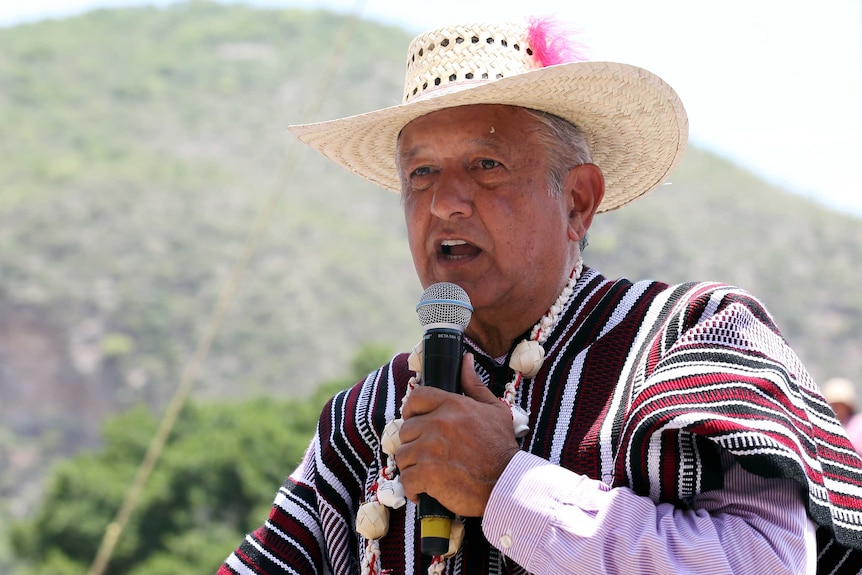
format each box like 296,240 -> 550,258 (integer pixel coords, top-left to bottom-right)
289,21 -> 689,213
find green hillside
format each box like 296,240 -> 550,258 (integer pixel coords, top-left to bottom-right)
1,0 -> 861,550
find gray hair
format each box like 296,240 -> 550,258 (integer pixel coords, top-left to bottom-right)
523,109 -> 593,251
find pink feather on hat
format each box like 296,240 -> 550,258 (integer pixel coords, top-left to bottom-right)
527,16 -> 589,67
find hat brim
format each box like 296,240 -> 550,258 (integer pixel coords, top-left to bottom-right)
288,60 -> 688,213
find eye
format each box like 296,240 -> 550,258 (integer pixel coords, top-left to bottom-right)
478,159 -> 500,170
405,165 -> 436,192
412,166 -> 433,177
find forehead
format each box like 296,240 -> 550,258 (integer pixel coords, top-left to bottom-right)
398,104 -> 540,153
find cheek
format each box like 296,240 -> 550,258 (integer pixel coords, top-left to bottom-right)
402,204 -> 426,252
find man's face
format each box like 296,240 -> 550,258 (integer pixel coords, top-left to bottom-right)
398,104 -> 577,335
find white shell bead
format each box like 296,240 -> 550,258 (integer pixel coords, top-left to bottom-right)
376,478 -> 406,509
356,501 -> 389,539
443,519 -> 466,558
381,418 -> 403,456
356,500 -> 390,540
511,405 -> 530,438
408,341 -> 423,373
509,340 -> 545,378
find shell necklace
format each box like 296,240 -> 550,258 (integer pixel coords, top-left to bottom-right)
357,260 -> 583,575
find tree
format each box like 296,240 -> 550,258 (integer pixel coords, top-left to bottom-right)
10,342 -> 393,574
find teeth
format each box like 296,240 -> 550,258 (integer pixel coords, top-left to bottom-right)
441,239 -> 469,258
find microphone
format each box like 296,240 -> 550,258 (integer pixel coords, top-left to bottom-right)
414,282 -> 473,556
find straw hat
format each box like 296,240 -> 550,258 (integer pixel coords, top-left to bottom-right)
288,18 -> 689,213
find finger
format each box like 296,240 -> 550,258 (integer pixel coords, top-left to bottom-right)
396,462 -> 426,502
400,385 -> 448,419
460,353 -> 498,404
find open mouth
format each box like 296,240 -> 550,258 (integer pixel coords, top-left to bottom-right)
440,239 -> 479,260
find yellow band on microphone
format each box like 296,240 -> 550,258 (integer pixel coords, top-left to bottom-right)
420,516 -> 451,539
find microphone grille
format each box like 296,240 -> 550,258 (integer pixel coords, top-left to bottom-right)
416,282 -> 473,329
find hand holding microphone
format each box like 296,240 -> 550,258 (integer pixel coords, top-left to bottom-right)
413,282 -> 473,556
402,282 -> 520,556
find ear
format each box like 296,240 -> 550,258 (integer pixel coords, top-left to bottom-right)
563,163 -> 605,243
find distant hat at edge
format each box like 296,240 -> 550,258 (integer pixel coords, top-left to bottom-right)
287,17 -> 689,213
823,377 -> 857,408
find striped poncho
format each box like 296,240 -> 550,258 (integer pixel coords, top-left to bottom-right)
221,268 -> 862,574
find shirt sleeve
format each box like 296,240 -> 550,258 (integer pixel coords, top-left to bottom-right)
482,449 -> 816,575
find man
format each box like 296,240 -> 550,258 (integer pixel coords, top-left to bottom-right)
824,377 -> 862,456
220,18 -> 862,574
825,377 -> 858,426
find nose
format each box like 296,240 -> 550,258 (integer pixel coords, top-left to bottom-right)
430,171 -> 473,220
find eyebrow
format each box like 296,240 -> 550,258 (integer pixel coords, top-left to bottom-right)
397,136 -> 506,163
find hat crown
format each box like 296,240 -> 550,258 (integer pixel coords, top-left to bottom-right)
403,22 -> 538,104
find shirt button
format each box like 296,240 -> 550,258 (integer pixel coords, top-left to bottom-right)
500,531 -> 514,548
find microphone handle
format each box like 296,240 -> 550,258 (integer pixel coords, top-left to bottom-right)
419,327 -> 463,556
418,495 -> 454,556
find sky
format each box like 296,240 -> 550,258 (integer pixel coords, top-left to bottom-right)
2,0 -> 861,217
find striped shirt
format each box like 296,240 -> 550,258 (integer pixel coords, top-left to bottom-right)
220,268 -> 862,574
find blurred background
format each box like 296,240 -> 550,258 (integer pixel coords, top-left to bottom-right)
1,1 -> 861,573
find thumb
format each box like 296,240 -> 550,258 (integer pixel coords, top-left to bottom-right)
460,353 -> 499,404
